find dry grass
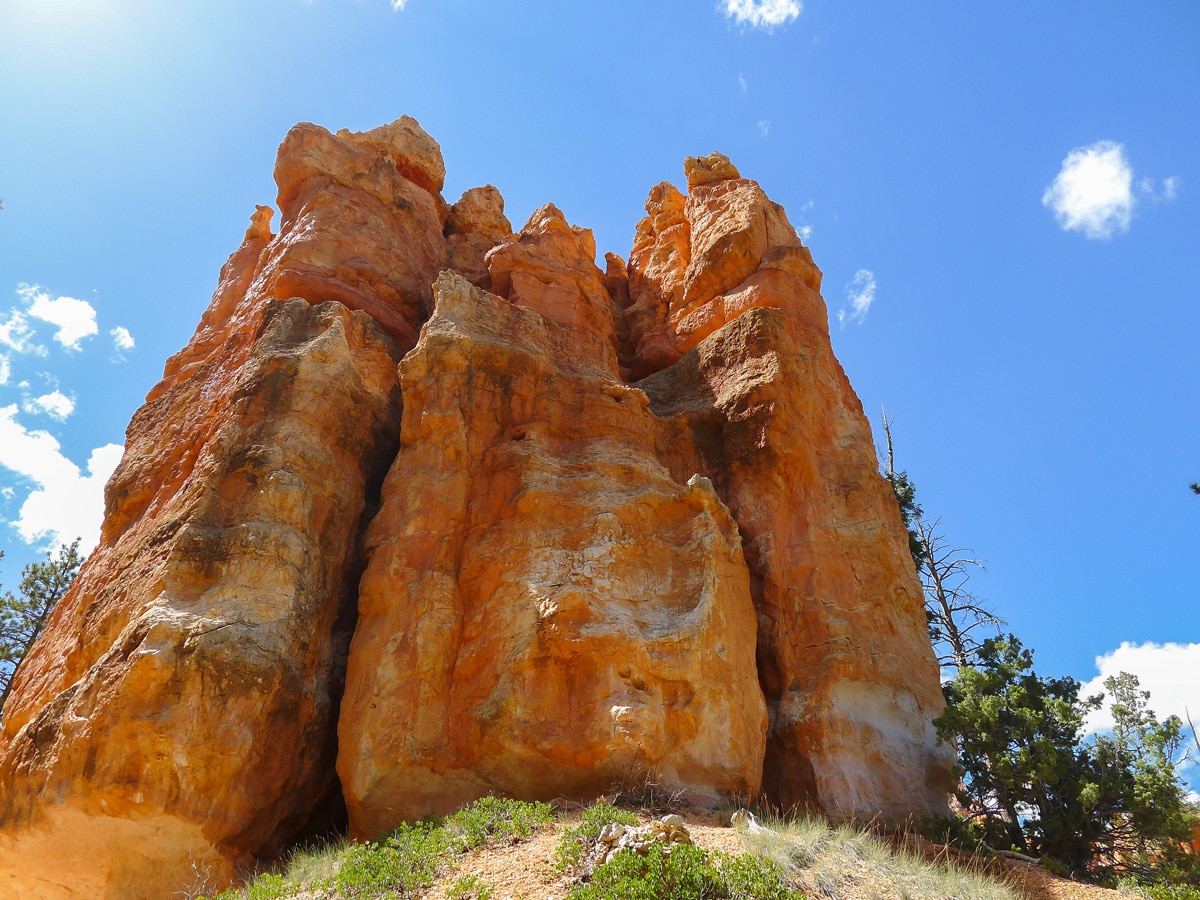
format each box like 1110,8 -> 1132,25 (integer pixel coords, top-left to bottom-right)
737,813 -> 1020,900
277,840 -> 344,892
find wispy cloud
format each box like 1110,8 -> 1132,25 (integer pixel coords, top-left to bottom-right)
111,326 -> 135,351
757,120 -> 770,138
1138,174 -> 1182,203
722,0 -> 802,30
110,326 -> 135,361
390,0 -> 408,8
1080,642 -> 1200,748
0,404 -> 122,552
23,391 -> 75,422
837,269 -> 876,327
0,354 -> 9,385
18,284 -> 98,350
738,73 -> 748,93
0,310 -> 42,355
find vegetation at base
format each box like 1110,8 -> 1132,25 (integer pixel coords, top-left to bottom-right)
200,796 -> 552,899
567,841 -> 802,900
553,801 -> 638,872
0,540 -> 83,717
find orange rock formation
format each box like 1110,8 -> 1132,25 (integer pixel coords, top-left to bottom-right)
0,117 -> 950,899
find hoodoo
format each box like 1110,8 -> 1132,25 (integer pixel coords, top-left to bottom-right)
0,117 -> 950,899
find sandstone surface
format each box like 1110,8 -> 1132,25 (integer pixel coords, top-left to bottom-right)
0,287 -> 403,898
0,117 -> 950,898
445,185 -> 513,290
337,273 -> 767,838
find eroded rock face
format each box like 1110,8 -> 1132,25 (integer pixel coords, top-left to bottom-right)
0,290 -> 403,898
641,308 -> 949,819
0,118 -> 950,898
0,129 -> 413,896
337,274 -> 767,838
446,185 -> 513,290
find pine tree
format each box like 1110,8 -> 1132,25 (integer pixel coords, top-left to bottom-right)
0,540 -> 83,714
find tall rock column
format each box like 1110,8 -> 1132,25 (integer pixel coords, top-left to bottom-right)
634,154 -> 952,820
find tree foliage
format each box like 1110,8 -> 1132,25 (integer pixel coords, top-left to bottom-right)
1089,673 -> 1199,884
935,637 -> 1199,882
0,540 -> 83,714
935,635 -> 1103,870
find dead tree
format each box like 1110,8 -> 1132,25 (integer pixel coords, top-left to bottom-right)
880,411 -> 1005,671
914,516 -> 1005,670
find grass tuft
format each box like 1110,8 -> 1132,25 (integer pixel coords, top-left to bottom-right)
737,814 -> 1018,900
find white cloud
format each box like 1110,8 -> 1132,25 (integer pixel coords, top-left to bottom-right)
798,225 -> 813,242
757,120 -> 770,137
723,0 -> 802,29
110,326 -> 135,351
24,391 -> 75,421
0,404 -> 122,553
1080,642 -> 1200,748
837,269 -> 876,327
1042,141 -> 1135,239
390,0 -> 408,8
0,354 -> 9,385
738,73 -> 748,93
0,309 -> 42,355
19,285 -> 98,350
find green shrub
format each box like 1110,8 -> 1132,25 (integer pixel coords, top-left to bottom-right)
447,873 -> 494,899
443,796 -> 553,852
718,852 -> 808,900
567,842 -> 803,900
245,873 -> 288,900
554,802 -> 638,872
333,798 -> 550,898
335,820 -> 450,897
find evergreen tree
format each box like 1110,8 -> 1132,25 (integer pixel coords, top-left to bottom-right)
0,540 -> 83,714
935,635 -> 1103,872
1089,673 -> 1198,884
936,639 -> 1199,882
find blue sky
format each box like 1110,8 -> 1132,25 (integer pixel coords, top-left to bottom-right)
1,0 -> 1197,752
